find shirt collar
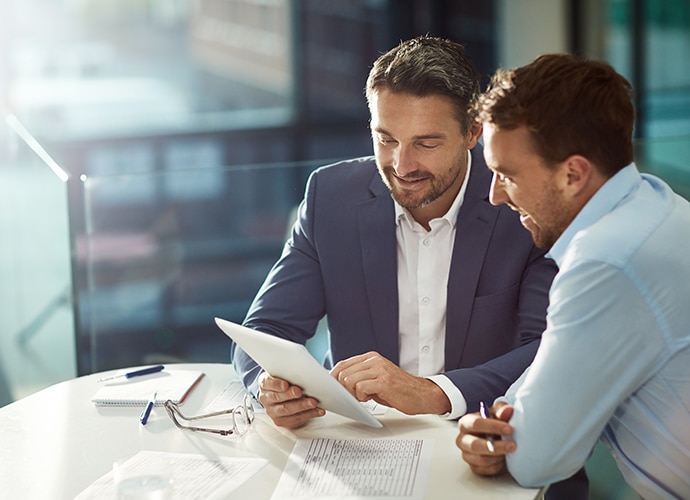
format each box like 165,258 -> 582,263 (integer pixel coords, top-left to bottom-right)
547,162 -> 640,265
395,150 -> 472,229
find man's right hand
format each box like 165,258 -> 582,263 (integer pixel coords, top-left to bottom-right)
456,402 -> 516,476
257,371 -> 325,429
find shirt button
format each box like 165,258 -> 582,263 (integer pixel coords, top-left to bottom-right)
421,296 -> 430,305
421,345 -> 430,354
423,238 -> 431,247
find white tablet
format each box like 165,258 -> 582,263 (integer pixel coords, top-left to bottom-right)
215,317 -> 382,428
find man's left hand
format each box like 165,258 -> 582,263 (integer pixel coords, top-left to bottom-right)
331,351 -> 451,415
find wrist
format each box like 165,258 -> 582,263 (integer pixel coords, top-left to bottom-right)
425,378 -> 452,415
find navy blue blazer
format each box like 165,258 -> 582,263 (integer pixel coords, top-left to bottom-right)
233,147 -> 557,413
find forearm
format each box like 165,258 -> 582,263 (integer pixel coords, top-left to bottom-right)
231,344 -> 264,396
444,340 -> 540,413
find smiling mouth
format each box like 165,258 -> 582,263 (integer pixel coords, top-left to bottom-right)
392,173 -> 429,186
508,204 -> 532,224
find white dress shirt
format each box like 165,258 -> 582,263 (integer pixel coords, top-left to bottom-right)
394,151 -> 471,418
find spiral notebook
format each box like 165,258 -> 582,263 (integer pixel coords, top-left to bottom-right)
91,369 -> 205,407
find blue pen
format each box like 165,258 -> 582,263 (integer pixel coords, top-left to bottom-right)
97,365 -> 165,383
139,391 -> 157,425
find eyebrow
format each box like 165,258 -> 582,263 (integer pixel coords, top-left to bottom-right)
372,126 -> 448,141
485,161 -> 511,176
494,167 -> 518,180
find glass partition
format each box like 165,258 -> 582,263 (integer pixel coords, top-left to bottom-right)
7,115 -> 687,382
74,157 -> 328,375
0,115 -> 75,400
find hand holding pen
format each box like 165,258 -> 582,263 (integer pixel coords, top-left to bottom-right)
456,401 -> 516,477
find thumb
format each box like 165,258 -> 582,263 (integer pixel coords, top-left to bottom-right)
494,403 -> 514,422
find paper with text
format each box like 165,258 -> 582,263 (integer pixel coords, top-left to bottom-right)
75,450 -> 267,500
273,438 -> 433,499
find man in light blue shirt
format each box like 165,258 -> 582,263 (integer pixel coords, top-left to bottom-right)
455,53 -> 690,499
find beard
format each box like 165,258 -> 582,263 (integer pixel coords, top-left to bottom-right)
525,181 -> 571,249
378,161 -> 464,210
528,221 -> 562,250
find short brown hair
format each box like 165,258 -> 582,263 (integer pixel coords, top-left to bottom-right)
475,54 -> 634,177
365,36 -> 480,133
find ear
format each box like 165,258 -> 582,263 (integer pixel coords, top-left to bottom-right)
466,121 -> 483,149
560,155 -> 594,197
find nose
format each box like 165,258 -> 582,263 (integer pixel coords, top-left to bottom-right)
392,145 -> 416,177
489,173 -> 508,206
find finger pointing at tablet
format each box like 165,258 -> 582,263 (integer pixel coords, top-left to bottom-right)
331,351 -> 452,416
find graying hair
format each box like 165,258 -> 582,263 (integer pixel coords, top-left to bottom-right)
365,36 -> 480,132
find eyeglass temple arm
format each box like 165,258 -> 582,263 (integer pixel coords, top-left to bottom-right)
165,405 -> 236,436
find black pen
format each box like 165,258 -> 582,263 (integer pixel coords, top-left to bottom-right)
479,401 -> 497,453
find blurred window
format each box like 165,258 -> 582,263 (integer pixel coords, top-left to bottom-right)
1,0 -> 297,141
581,0 -> 690,138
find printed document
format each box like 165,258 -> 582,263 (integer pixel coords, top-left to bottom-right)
272,438 -> 433,499
75,450 -> 267,500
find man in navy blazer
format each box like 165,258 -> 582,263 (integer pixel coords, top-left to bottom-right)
234,148 -> 555,402
232,36 -> 556,427
232,36 -> 589,499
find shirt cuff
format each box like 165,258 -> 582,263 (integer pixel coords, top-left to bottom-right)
426,374 -> 467,419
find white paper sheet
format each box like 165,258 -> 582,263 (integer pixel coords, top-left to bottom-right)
272,438 -> 433,500
75,450 -> 267,500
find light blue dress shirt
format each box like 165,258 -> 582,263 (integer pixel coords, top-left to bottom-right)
501,164 -> 690,499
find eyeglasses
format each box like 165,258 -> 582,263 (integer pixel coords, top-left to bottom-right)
164,393 -> 255,437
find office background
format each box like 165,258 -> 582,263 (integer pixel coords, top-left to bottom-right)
1,1 -> 688,498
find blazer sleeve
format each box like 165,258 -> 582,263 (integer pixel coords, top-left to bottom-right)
444,243 -> 557,413
231,169 -> 327,395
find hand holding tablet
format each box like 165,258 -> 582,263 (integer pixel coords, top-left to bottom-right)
215,317 -> 382,428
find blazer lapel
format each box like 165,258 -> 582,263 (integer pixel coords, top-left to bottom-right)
445,149 -> 499,369
358,175 -> 399,363
355,150 -> 497,368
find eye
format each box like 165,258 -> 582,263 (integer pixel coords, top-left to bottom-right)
418,142 -> 439,150
377,135 -> 397,146
496,172 -> 512,183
